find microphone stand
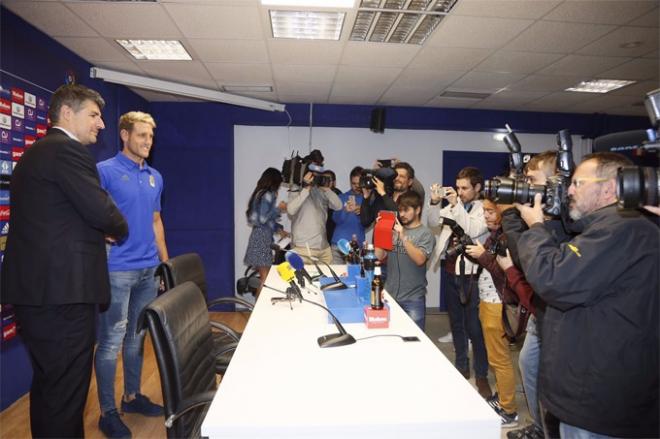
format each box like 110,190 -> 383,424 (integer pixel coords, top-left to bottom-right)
309,256 -> 348,291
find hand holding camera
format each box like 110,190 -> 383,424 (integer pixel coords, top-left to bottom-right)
515,193 -> 545,227
465,242 -> 486,259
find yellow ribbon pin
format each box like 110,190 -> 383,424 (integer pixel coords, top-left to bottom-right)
568,243 -> 581,257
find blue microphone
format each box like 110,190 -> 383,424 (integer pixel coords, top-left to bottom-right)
285,251 -> 315,283
336,238 -> 351,256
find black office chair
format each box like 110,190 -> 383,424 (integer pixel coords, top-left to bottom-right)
140,281 -> 217,439
157,253 -> 253,374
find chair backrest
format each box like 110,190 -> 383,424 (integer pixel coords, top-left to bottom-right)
160,253 -> 208,298
141,281 -> 217,438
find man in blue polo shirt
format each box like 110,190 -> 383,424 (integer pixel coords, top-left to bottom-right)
95,111 -> 168,438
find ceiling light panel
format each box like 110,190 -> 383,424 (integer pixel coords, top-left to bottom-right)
566,79 -> 636,93
270,10 -> 345,40
262,0 -> 355,6
116,40 -> 192,60
349,0 -> 458,45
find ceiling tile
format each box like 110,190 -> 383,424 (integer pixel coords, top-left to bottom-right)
451,0 -> 561,19
409,47 -> 492,70
53,37 -> 130,62
378,86 -> 433,106
267,40 -> 344,65
609,80 -> 660,97
541,1 -> 658,25
577,26 -> 659,57
205,63 -> 273,84
276,81 -> 332,97
505,21 -> 616,53
69,3 -> 181,39
570,95 -> 644,113
426,15 -> 534,49
524,91 -> 598,111
600,58 -> 659,81
3,1 -> 98,37
339,42 -> 420,67
334,65 -> 402,85
330,82 -> 390,98
164,4 -> 262,39
137,60 -> 218,89
507,75 -> 590,92
643,49 -> 659,59
537,55 -> 631,77
390,68 -> 462,91
426,96 -> 479,108
473,90 -> 549,109
272,64 -> 336,84
451,71 -> 526,91
188,39 -> 269,63
627,7 -> 659,27
279,94 -> 329,104
475,50 -> 563,74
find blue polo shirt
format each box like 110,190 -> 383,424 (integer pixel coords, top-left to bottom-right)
97,152 -> 163,272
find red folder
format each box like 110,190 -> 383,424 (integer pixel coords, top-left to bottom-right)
374,210 -> 396,250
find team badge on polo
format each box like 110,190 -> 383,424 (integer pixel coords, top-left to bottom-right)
149,175 -> 155,188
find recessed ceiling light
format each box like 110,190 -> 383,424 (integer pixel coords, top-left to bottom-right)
116,40 -> 192,61
262,0 -> 354,7
270,10 -> 345,40
566,79 -> 636,93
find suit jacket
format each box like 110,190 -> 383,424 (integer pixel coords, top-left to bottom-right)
1,128 -> 128,305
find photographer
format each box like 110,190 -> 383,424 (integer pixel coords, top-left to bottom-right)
287,164 -> 342,264
427,166 -> 491,399
360,161 -> 420,228
517,152 -> 658,438
330,166 -> 365,263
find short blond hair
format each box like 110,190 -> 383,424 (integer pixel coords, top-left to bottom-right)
118,111 -> 156,133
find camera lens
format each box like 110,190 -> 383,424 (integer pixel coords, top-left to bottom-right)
617,166 -> 659,208
483,176 -> 545,205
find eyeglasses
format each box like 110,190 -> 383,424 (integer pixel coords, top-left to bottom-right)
570,177 -> 610,188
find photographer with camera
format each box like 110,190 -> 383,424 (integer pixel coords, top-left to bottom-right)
286,153 -> 342,264
374,191 -> 435,330
360,161 -> 420,228
516,152 -> 659,439
428,166 -> 492,399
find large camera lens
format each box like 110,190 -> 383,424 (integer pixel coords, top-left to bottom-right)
483,176 -> 545,205
617,166 -> 659,209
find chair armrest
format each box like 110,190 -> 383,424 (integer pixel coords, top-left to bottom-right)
207,297 -> 254,311
164,391 -> 216,428
210,321 -> 241,342
215,341 -> 239,357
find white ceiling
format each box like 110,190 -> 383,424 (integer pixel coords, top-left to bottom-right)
3,0 -> 658,116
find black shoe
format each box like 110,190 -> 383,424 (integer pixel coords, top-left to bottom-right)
506,423 -> 541,438
99,409 -> 131,439
121,393 -> 163,417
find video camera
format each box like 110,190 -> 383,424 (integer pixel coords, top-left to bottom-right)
441,217 -> 475,259
594,89 -> 660,209
359,167 -> 396,194
482,125 -> 574,217
281,149 -> 326,187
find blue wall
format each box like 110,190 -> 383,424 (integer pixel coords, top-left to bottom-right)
0,4 -> 652,412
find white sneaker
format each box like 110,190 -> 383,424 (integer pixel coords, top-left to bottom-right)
437,332 -> 453,343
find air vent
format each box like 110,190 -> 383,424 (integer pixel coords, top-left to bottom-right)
440,91 -> 491,100
350,0 -> 458,45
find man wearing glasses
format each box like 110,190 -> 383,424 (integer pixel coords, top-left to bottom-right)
515,152 -> 659,439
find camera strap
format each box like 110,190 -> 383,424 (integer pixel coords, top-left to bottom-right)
457,256 -> 481,305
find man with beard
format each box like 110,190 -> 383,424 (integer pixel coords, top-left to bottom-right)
360,161 -> 419,228
375,191 -> 435,330
516,152 -> 659,438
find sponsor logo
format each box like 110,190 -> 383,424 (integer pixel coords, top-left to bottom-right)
0,235 -> 5,251
0,87 -> 10,99
0,190 -> 9,205
0,114 -> 10,130
2,322 -> 17,342
24,92 -> 36,108
25,122 -> 35,133
0,160 -> 11,176
0,145 -> 9,159
1,222 -> 8,234
25,135 -> 36,147
11,88 -> 24,104
12,118 -> 24,133
12,147 -> 24,161
36,112 -> 47,122
0,206 -> 9,220
0,129 -> 9,144
0,99 -> 10,115
36,125 -> 47,137
11,103 -> 24,119
26,107 -> 36,121
37,97 -> 47,111
12,134 -> 24,146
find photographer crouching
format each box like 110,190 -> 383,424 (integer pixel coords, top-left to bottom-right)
516,152 -> 659,438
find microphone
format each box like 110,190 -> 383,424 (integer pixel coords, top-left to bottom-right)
336,238 -> 351,256
285,250 -> 316,283
275,264 -> 356,348
309,256 -> 348,291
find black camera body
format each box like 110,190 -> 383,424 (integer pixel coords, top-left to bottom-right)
483,127 -> 574,217
312,173 -> 332,187
441,217 -> 475,259
359,167 -> 396,193
281,149 -> 324,187
488,230 -> 508,257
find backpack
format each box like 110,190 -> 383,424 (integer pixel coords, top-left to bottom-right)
236,267 -> 261,296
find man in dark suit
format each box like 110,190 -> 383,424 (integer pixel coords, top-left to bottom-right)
0,84 -> 128,438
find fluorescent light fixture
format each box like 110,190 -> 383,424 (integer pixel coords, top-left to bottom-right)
222,85 -> 273,93
270,10 -> 345,40
116,40 -> 192,61
90,67 -> 285,112
566,79 -> 636,94
493,133 -> 506,142
262,0 -> 354,6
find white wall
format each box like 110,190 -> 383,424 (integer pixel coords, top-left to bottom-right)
234,125 -> 580,307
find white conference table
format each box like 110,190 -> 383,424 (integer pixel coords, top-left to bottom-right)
201,265 -> 499,439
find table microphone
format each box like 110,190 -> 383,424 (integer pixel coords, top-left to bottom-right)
275,264 -> 356,348
337,238 -> 352,256
285,250 -> 316,283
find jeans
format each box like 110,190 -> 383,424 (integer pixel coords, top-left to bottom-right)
95,266 -> 158,414
445,273 -> 488,378
560,422 -> 618,439
397,296 -> 426,330
520,316 -> 541,428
